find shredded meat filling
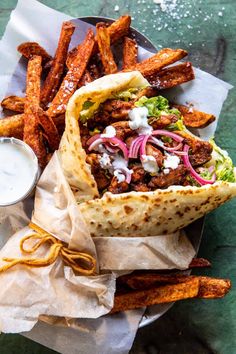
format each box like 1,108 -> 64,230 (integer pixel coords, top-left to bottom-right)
148,165 -> 188,189
103,99 -> 134,120
111,121 -> 134,140
176,131 -> 213,166
108,177 -> 129,194
149,114 -> 178,129
146,143 -> 164,168
86,153 -> 111,191
131,165 -> 146,183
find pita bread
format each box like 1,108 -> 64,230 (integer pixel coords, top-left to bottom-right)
60,71 -> 236,236
78,180 -> 236,237
59,71 -> 148,202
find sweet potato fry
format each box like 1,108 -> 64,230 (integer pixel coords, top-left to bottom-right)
146,62 -> 195,89
1,95 -> 25,113
189,258 -> 211,268
118,273 -> 230,296
47,29 -> 95,117
88,60 -> 101,81
127,48 -> 188,77
112,275 -> 230,313
122,37 -> 138,70
108,15 -> 131,44
172,103 -> 216,128
17,42 -> 52,63
77,70 -> 93,89
66,15 -> 131,68
37,108 -> 60,151
197,277 -> 231,299
23,55 -> 47,167
0,114 -> 24,139
96,23 -> 118,75
40,21 -> 75,108
111,278 -> 200,314
0,113 -> 65,139
118,273 -> 189,290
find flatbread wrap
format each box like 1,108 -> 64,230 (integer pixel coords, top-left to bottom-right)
59,71 -> 236,236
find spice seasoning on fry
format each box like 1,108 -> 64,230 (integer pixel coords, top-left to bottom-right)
47,28 -> 95,117
96,22 -> 118,75
122,37 -> 138,70
40,21 -> 75,108
23,55 -> 47,167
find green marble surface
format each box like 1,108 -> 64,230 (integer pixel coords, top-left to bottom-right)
0,0 -> 236,353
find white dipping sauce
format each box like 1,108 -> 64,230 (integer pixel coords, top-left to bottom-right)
0,139 -> 38,205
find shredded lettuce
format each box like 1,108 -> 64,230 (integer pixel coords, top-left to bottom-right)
167,118 -> 185,131
82,100 -> 95,110
135,95 -> 169,115
208,139 -> 235,182
113,88 -> 139,101
135,95 -> 184,131
198,167 -> 214,180
80,100 -> 95,123
89,128 -> 101,136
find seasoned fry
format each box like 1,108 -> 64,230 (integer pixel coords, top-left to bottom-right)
127,48 -> 188,77
122,37 -> 138,70
197,277 -> 231,299
78,70 -> 93,89
37,108 -> 60,151
40,21 -> 75,108
88,60 -> 101,80
96,23 -> 118,75
118,272 -> 230,295
0,113 -> 65,139
172,103 -> 216,128
112,275 -> 231,313
1,95 -> 25,113
189,258 -> 211,268
66,15 -> 131,68
111,278 -> 200,313
108,15 -> 131,44
47,29 -> 95,117
17,42 -> 52,63
147,62 -> 195,89
23,55 -> 47,167
0,114 -> 24,139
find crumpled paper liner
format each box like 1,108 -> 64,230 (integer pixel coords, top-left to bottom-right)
33,152 -> 196,270
0,0 -> 233,353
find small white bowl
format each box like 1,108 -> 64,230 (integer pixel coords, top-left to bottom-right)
0,137 -> 39,206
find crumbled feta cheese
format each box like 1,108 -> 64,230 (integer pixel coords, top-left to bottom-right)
112,155 -> 133,183
164,154 -> 180,170
114,5 -> 119,12
112,155 -> 128,170
114,170 -> 125,183
128,107 -> 153,135
94,144 -> 107,154
163,168 -> 170,174
101,125 -> 116,138
99,153 -> 112,171
141,155 -> 159,174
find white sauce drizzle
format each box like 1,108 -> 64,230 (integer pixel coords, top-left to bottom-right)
128,107 -> 153,135
0,141 -> 38,204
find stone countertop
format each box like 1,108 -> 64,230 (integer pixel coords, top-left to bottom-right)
0,1 -> 235,353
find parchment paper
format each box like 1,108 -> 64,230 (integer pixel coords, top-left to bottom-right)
0,0 -> 233,353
